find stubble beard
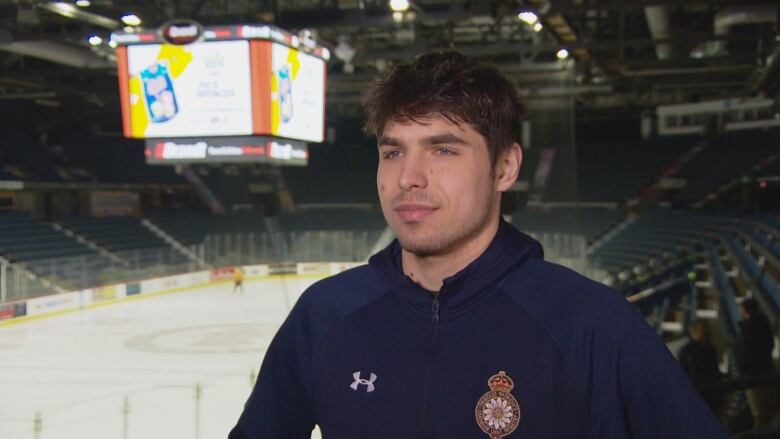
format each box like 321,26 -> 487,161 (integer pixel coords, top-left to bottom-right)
392,206 -> 492,257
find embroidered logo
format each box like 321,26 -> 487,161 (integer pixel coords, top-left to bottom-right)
350,371 -> 377,393
475,371 -> 521,438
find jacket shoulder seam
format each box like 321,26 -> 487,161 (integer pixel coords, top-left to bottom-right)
499,272 -> 595,439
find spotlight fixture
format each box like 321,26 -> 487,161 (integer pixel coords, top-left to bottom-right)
518,12 -> 538,25
40,2 -> 118,28
556,48 -> 569,60
533,22 -> 543,32
87,34 -> 102,46
121,13 -> 141,27
389,0 -> 410,12
76,0 -> 90,7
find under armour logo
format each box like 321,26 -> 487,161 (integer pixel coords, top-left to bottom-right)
350,371 -> 377,393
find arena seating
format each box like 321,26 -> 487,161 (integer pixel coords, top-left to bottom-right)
588,209 -> 718,273
0,212 -> 114,289
0,212 -> 100,262
281,146 -> 379,204
61,217 -> 168,252
280,208 -> 386,232
752,157 -> 780,179
720,229 -> 780,315
149,211 -> 269,246
60,216 -> 191,266
510,206 -> 624,242
670,128 -> 780,206
539,128 -> 778,207
542,135 -> 701,203
575,135 -> 702,202
0,168 -> 19,180
706,239 -> 741,337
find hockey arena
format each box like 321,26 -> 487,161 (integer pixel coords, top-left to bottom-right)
1,0 -> 780,438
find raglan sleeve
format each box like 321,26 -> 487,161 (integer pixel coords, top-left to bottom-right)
228,296 -> 316,439
616,304 -> 730,439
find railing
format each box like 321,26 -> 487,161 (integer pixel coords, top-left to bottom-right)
0,247 -> 199,302
202,230 -> 381,267
0,230 -> 383,304
526,231 -> 591,275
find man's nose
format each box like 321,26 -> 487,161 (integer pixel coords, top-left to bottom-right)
398,158 -> 427,191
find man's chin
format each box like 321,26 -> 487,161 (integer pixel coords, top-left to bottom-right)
397,234 -> 446,257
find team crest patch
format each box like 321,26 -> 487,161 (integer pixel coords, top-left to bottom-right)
475,371 -> 521,438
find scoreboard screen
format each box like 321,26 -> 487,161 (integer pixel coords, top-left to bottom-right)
114,23 -> 328,151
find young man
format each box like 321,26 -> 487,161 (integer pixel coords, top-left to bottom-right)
230,52 -> 729,438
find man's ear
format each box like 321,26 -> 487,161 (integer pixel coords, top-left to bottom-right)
496,143 -> 522,192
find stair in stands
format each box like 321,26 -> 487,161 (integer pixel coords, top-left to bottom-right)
141,219 -> 208,268
52,222 -> 128,267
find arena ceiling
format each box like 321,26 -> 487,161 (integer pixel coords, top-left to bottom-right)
0,0 -> 778,121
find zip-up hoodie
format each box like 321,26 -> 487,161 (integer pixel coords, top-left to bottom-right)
230,219 -> 729,438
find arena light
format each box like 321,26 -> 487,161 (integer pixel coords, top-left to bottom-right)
121,13 -> 142,27
87,34 -> 102,46
389,0 -> 410,12
334,36 -> 355,63
533,22 -> 543,32
108,40 -> 117,49
76,0 -> 90,7
556,48 -> 569,60
39,2 -> 119,28
518,12 -> 538,25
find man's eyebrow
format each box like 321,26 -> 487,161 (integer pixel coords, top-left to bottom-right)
377,133 -> 470,148
423,133 -> 470,146
377,136 -> 401,147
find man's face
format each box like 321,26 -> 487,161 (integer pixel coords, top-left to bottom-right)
376,114 -> 502,257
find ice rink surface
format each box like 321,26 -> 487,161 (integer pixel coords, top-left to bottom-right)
0,277 -> 325,439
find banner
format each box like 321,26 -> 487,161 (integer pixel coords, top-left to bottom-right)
26,292 -> 80,316
126,283 -> 142,296
211,266 -> 236,280
93,285 -> 118,302
243,264 -> 269,277
297,262 -> 331,276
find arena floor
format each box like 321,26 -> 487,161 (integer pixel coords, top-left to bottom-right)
0,277 -> 325,439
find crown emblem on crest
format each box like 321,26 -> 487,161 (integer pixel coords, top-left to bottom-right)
475,370 -> 521,438
488,371 -> 514,393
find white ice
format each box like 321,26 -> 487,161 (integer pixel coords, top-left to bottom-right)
0,277 -> 326,439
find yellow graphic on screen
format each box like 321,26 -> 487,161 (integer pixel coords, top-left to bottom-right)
271,48 -> 300,134
129,45 -> 193,137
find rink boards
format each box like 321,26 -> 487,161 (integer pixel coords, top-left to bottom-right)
0,262 -> 362,326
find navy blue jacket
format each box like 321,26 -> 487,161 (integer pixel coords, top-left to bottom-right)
230,220 -> 729,438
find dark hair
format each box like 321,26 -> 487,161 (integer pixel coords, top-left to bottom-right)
742,298 -> 760,316
362,51 -> 526,167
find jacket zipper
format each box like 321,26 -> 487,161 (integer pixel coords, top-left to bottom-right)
421,293 -> 441,438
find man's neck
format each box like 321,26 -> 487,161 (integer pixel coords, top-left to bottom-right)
401,218 -> 500,292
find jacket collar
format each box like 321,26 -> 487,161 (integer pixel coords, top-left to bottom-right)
368,218 -> 544,320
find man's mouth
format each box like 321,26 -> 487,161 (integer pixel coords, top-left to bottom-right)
394,204 -> 438,222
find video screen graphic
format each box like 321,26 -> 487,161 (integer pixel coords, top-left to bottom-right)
270,43 -> 325,143
125,40 -> 254,138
